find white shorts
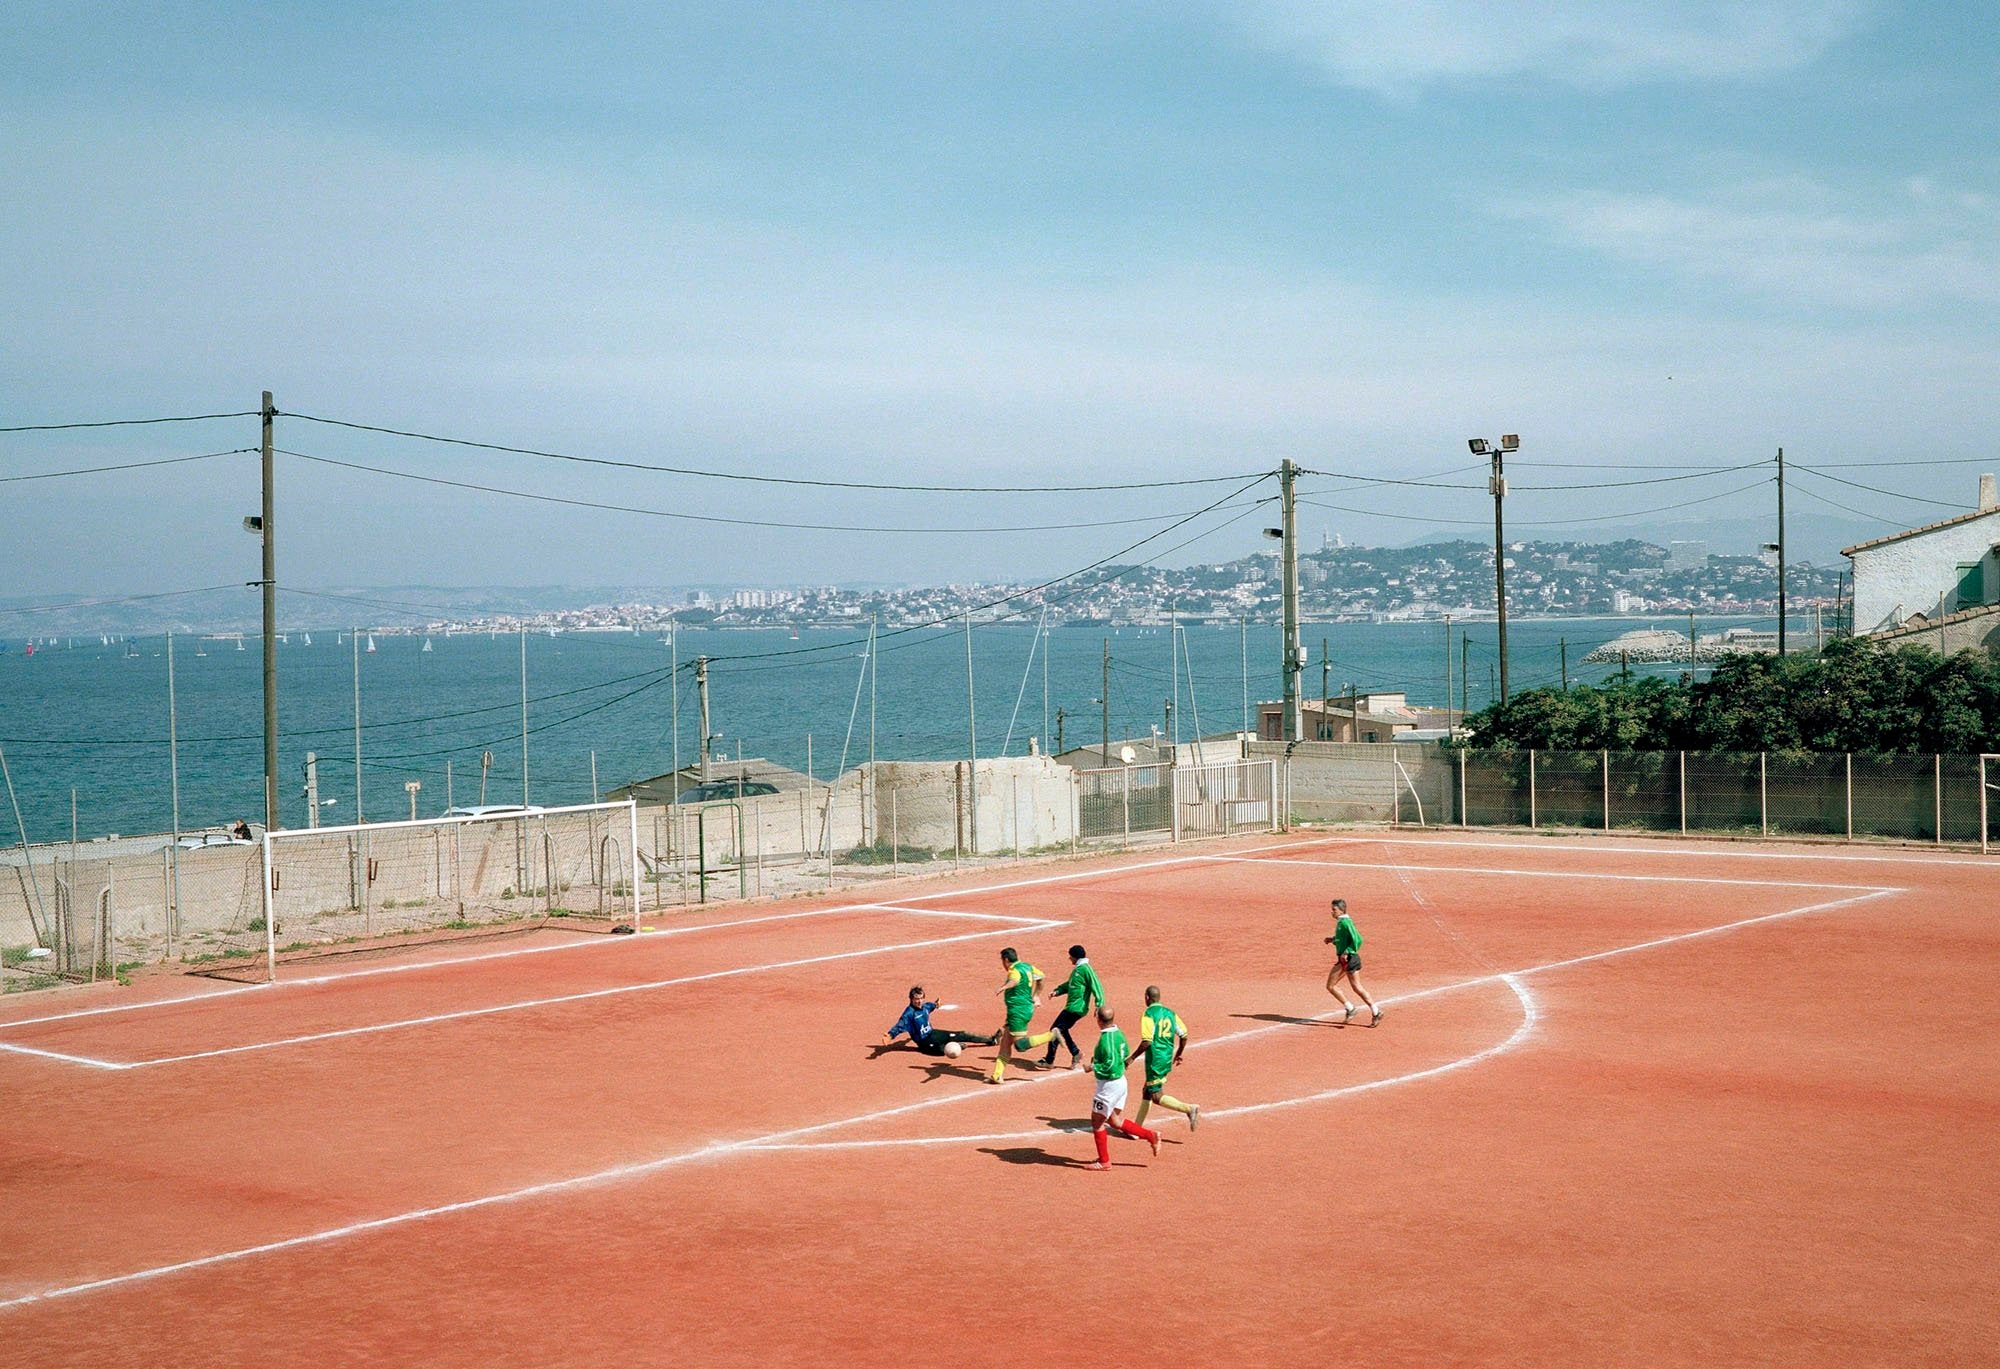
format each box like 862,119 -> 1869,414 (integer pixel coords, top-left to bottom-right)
1091,1076 -> 1128,1115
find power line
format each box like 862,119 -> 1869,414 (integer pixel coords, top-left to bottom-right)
280,411 -> 1263,494
1298,475 -> 1773,530
1297,467 -> 1485,490
1509,460 -> 1768,491
0,584 -> 246,619
0,447 -> 255,483
279,448 -> 1259,535
1783,477 -> 1891,525
0,411 -> 258,433
1787,464 -> 1970,512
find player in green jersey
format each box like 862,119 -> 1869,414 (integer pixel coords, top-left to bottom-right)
1132,984 -> 1199,1131
1326,897 -> 1381,1024
989,947 -> 1043,1083
1013,943 -> 1102,1069
1085,1005 -> 1159,1169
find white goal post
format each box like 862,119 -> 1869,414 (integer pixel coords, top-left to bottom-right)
243,801 -> 641,982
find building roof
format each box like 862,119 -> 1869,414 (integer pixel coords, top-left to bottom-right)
1839,505 -> 2000,558
606,757 -> 814,802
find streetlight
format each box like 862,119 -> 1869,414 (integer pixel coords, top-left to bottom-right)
1469,434 -> 1520,702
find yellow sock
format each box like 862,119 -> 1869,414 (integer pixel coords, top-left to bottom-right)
1157,1094 -> 1191,1115
1134,1099 -> 1151,1125
1024,1031 -> 1053,1049
991,1059 -> 1005,1082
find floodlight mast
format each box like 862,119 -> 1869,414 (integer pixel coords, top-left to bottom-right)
1470,433 -> 1517,703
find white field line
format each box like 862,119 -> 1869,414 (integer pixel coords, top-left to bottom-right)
0,1040 -> 127,1070
747,975 -> 1541,1152
0,886 -> 1890,1314
90,914 -> 1068,1071
857,903 -> 1052,923
1201,853 -> 1897,893
1322,833 -> 2000,869
0,834 -> 1345,1035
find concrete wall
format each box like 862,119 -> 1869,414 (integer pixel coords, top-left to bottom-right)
868,756 -> 1077,856
1867,602 -> 2000,657
1849,508 -> 2000,633
1248,740 -> 1458,824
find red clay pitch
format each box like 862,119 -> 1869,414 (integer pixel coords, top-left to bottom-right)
1,829 -> 1995,1366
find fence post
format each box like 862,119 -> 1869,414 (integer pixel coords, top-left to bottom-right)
1528,750 -> 1538,830
1981,755 -> 1989,855
1458,749 -> 1468,828
1122,766 -> 1131,844
1760,752 -> 1768,837
260,832 -> 277,983
1602,748 -> 1611,832
891,789 -> 900,875
1845,754 -> 1853,842
1679,751 -> 1687,835
1013,775 -> 1022,853
1935,753 -> 1943,845
1392,750 -> 1401,827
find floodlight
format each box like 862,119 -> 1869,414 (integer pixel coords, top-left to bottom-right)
242,515 -> 263,533
1263,527 -> 1285,540
1500,434 -> 1520,451
1467,438 -> 1489,455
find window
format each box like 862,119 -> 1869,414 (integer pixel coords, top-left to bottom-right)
1955,562 -> 1984,612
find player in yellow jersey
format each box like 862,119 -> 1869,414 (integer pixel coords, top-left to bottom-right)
1132,985 -> 1199,1132
989,947 -> 1043,1083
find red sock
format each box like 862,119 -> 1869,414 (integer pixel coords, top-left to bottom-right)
1118,1119 -> 1158,1143
1094,1126 -> 1110,1166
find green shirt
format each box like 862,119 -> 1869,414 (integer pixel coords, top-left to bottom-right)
1333,914 -> 1362,956
1138,1003 -> 1186,1079
1004,962 -> 1040,1016
1060,960 -> 1104,1013
1092,1024 -> 1130,1081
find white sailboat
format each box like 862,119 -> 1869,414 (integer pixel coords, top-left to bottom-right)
303,632 -> 312,646
421,637 -> 433,653
365,634 -> 377,653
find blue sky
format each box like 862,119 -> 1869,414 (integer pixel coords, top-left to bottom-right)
3,2 -> 1996,599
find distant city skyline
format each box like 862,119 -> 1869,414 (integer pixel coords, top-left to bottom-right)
5,4 -> 1997,600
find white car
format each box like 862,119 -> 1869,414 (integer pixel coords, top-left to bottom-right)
172,832 -> 256,850
442,804 -> 547,820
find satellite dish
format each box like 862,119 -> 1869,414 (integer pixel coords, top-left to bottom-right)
1119,746 -> 1137,764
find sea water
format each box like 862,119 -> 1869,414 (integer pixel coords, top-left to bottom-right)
0,617 -> 1773,842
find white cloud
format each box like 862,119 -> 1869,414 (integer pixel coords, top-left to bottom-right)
1233,0 -> 1868,92
1506,177 -> 2000,309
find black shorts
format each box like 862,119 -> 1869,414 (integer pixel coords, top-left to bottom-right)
1335,952 -> 1361,974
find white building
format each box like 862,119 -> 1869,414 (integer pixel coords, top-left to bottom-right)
1843,475 -> 2000,634
1666,540 -> 1708,571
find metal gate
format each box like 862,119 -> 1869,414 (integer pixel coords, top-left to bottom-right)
1172,760 -> 1278,840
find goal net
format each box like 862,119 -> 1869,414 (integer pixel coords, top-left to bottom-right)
215,802 -> 640,981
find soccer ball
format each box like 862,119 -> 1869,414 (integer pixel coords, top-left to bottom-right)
943,1041 -> 963,1058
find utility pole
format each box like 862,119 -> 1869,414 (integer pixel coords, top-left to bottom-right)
304,753 -> 319,829
1101,637 -> 1111,764
1689,610 -> 1698,677
1320,638 -> 1330,728
1559,638 -> 1568,689
352,627 -> 363,823
519,627 -> 530,806
1775,447 -> 1788,656
1443,613 -> 1453,728
696,655 -> 712,781
1055,706 -> 1066,754
259,391 -> 278,832
964,612 -> 978,854
1279,458 -> 1303,741
1460,635 -> 1470,720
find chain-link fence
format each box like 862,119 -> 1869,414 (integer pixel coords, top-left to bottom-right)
1435,750 -> 2000,846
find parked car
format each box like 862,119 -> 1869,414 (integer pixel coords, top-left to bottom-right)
172,831 -> 256,850
674,779 -> 780,804
443,804 -> 547,820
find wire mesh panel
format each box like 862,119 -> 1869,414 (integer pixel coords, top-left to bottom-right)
1462,751 -> 1531,828
1534,750 -> 1604,830
1076,765 -> 1171,842
1764,753 -> 1848,838
1685,752 -> 1763,834
1939,755 -> 1984,845
1173,760 -> 1276,839
1848,754 -> 1938,841
264,802 -> 638,978
1606,752 -> 1680,832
